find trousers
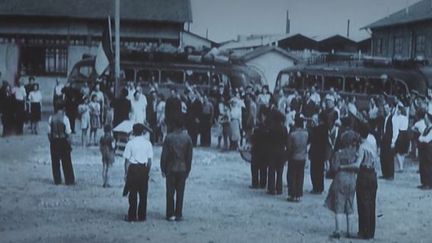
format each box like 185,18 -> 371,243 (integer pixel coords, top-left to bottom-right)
127,164 -> 150,221
310,158 -> 325,192
287,160 -> 305,198
50,138 -> 75,185
356,169 -> 377,239
166,172 -> 188,218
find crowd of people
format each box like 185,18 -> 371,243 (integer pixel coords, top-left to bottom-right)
2,72 -> 432,238
0,74 -> 43,136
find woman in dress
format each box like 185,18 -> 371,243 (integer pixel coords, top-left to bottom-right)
78,96 -> 90,146
28,83 -> 42,134
229,92 -> 244,151
324,130 -> 360,238
131,90 -> 146,124
394,104 -> 409,172
89,94 -> 101,145
156,94 -> 166,144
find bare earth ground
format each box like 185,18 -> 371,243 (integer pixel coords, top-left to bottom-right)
1,123 -> 432,243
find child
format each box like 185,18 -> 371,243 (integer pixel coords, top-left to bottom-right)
78,96 -> 90,147
89,94 -> 101,145
99,124 -> 115,187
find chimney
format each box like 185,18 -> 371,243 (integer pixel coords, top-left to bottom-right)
347,19 -> 350,38
286,10 -> 290,34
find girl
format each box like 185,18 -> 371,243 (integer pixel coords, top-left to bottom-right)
78,96 -> 90,146
89,94 -> 101,145
156,94 -> 166,144
99,124 -> 115,187
28,83 -> 42,134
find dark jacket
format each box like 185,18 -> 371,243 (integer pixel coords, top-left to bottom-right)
308,124 -> 329,161
160,130 -> 193,175
113,97 -> 131,127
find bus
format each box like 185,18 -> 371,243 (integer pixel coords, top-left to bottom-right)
67,52 -> 263,98
274,60 -> 432,109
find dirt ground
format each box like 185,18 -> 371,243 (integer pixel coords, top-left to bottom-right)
1,122 -> 432,243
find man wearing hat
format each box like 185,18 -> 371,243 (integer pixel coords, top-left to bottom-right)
123,123 -> 153,221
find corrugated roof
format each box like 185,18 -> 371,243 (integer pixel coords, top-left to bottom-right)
0,0 -> 192,23
364,0 -> 432,29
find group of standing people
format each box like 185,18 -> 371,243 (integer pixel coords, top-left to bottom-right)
0,75 -> 43,136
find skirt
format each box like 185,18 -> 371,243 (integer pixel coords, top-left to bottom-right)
90,114 -> 101,129
30,102 -> 41,122
324,171 -> 356,214
395,131 -> 410,155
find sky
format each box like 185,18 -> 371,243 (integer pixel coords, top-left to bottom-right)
189,0 -> 420,42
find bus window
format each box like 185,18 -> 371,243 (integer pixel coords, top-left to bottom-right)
186,70 -> 209,85
365,78 -> 384,94
137,69 -> 159,84
121,68 -> 135,82
161,70 -> 184,84
78,65 -> 93,79
345,77 -> 367,93
323,76 -> 343,91
305,75 -> 322,90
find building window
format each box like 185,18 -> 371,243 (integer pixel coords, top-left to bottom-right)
415,35 -> 426,56
21,46 -> 68,76
394,37 -> 404,56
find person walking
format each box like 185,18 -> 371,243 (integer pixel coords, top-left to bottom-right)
122,123 -> 153,222
286,116 -> 308,202
48,103 -> 75,185
160,117 -> 193,221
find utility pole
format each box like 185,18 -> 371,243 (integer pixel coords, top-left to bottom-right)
114,0 -> 120,97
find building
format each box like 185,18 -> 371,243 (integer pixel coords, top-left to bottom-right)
0,0 -> 192,102
219,34 -> 289,57
277,34 -> 318,51
180,31 -> 218,52
239,46 -> 298,91
315,35 -> 358,53
364,0 -> 432,60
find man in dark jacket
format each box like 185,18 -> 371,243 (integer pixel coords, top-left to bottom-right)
160,116 -> 193,221
113,88 -> 131,128
165,88 -> 182,133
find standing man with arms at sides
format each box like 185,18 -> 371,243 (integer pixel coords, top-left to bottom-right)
380,97 -> 396,180
160,116 -> 193,221
165,88 -> 182,133
48,102 -> 75,185
123,123 -> 153,222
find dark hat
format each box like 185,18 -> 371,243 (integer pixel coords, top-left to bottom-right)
132,123 -> 153,136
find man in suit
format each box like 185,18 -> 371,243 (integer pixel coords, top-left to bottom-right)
161,116 -> 193,221
165,88 -> 182,133
380,98 -> 396,180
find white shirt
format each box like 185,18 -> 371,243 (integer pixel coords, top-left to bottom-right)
366,134 -> 378,154
309,92 -> 321,105
54,84 -> 64,96
413,119 -> 426,134
392,114 -> 408,147
13,86 -> 26,101
419,125 -> 432,143
29,91 -> 42,103
123,136 -> 153,165
47,115 -> 72,134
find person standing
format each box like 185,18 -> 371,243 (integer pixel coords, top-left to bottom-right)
89,94 -> 101,145
78,96 -> 90,147
122,123 -> 153,222
308,113 -> 329,194
1,83 -> 15,136
165,88 -> 182,133
62,82 -> 79,134
99,124 -> 115,188
146,90 -> 158,144
418,106 -> 432,190
28,83 -> 42,134
48,103 -> 75,185
339,124 -> 378,239
380,99 -> 396,180
267,109 -> 288,195
13,80 -> 27,135
52,78 -> 64,110
186,90 -> 203,147
324,130 -> 360,239
286,116 -> 308,202
394,104 -> 409,173
200,94 -> 214,147
131,90 -> 146,124
160,117 -> 193,221
113,88 -> 131,128
250,108 -> 269,189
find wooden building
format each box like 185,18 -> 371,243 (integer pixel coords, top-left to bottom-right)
277,34 -> 318,51
0,0 -> 192,89
316,35 -> 358,53
364,0 -> 432,61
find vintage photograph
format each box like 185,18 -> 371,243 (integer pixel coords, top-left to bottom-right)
0,0 -> 431,242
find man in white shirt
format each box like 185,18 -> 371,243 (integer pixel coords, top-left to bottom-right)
123,123 -> 153,222
13,81 -> 27,134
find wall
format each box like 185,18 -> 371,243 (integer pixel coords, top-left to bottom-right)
245,51 -> 295,91
0,43 -> 19,84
